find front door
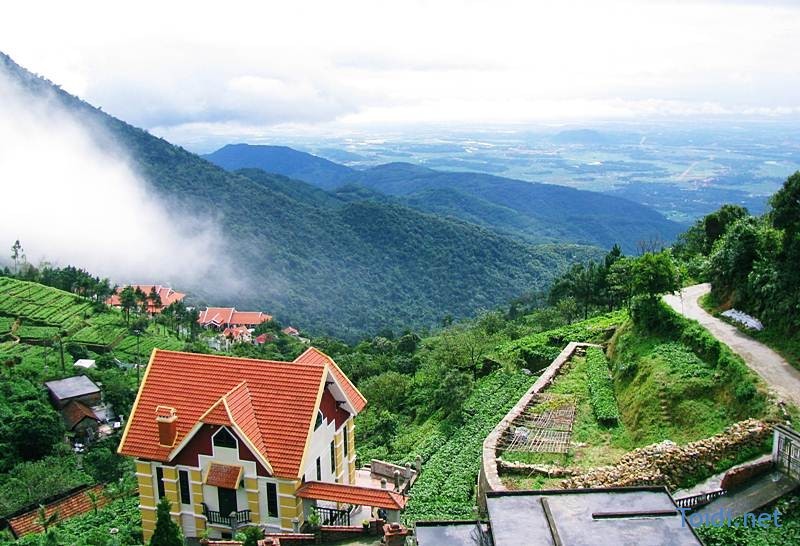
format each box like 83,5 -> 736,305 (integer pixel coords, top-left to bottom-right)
217,487 -> 238,517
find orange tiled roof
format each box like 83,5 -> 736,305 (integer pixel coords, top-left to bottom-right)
198,308 -> 272,327
62,400 -> 99,430
107,284 -> 185,313
198,307 -> 235,326
231,311 -> 272,325
7,484 -> 108,538
205,463 -> 243,489
118,349 -> 352,478
294,348 -> 367,413
295,481 -> 406,510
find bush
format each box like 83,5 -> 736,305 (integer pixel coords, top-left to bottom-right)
585,348 -> 619,425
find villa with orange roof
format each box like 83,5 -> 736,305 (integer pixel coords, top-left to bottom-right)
197,307 -> 273,330
107,284 -> 185,314
117,347 -> 405,541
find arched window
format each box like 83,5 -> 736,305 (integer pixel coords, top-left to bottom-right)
314,410 -> 324,430
213,427 -> 237,449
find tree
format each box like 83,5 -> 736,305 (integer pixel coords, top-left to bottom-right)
11,400 -> 65,460
10,240 -> 23,274
631,252 -> 679,301
703,204 -> 749,253
148,286 -> 162,314
150,497 -> 183,546
769,171 -> 800,236
118,286 -> 137,325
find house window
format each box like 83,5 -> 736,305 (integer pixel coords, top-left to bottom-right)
213,427 -> 237,449
314,410 -> 324,430
156,466 -> 165,499
330,440 -> 336,475
266,483 -> 279,518
343,425 -> 349,457
179,470 -> 191,505
316,457 -> 321,481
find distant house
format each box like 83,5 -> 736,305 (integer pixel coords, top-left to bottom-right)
197,307 -> 273,330
253,333 -> 274,346
107,284 -> 186,314
62,399 -> 102,435
282,326 -> 300,337
222,325 -> 252,344
44,375 -> 101,409
44,376 -> 112,442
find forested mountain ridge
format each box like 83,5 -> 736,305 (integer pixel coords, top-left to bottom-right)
1,52 -> 601,339
205,144 -> 682,251
204,144 -> 354,189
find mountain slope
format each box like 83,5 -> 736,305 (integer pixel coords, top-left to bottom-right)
204,144 -> 355,189
205,144 -> 682,251
351,163 -> 682,250
1,52 -> 600,339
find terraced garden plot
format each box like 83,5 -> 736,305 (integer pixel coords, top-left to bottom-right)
0,278 -> 92,329
15,325 -> 60,341
498,394 -> 576,454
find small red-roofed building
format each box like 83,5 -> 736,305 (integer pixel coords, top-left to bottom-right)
281,326 -> 300,337
222,326 -> 252,344
107,284 -> 185,314
253,333 -> 274,346
118,347 -> 381,541
198,307 -> 273,330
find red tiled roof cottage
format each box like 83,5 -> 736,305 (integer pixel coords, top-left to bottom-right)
117,348 -> 382,542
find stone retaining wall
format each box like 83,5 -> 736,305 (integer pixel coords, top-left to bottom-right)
560,419 -> 774,490
477,342 -> 600,510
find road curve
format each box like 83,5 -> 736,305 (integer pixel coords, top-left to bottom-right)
663,283 -> 800,408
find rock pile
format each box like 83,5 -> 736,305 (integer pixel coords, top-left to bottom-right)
560,419 -> 774,490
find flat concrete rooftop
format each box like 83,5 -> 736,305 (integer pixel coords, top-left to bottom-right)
486,487 -> 702,546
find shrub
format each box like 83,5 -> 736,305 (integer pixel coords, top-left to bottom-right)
585,348 -> 619,425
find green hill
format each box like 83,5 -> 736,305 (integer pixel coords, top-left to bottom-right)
204,144 -> 355,189
204,145 -> 682,251
1,52 -> 602,339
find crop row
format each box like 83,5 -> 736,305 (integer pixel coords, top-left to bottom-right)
403,370 -> 534,521
585,347 -> 619,425
16,325 -> 60,340
71,324 -> 128,346
114,332 -> 183,360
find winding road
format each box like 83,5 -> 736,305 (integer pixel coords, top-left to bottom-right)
663,283 -> 800,408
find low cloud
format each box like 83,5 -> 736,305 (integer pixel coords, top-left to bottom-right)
0,65 -> 235,293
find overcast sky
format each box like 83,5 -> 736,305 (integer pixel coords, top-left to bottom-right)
3,0 -> 799,150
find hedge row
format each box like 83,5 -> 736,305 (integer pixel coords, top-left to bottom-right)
585,347 -> 619,425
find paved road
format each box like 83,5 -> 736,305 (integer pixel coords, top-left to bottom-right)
663,283 -> 800,408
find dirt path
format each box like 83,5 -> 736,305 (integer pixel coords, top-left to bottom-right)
663,283 -> 800,408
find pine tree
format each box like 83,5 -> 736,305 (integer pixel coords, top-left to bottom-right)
150,496 -> 183,546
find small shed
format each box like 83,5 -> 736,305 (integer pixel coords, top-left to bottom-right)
73,359 -> 96,370
44,375 -> 101,409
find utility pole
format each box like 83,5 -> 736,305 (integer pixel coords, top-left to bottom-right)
134,329 -> 142,388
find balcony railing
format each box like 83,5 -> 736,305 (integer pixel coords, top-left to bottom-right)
313,505 -> 350,526
201,503 -> 252,527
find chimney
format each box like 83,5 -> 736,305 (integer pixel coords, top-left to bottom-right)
155,406 -> 178,447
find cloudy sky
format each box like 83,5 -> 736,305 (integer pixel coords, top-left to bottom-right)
2,0 -> 799,151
